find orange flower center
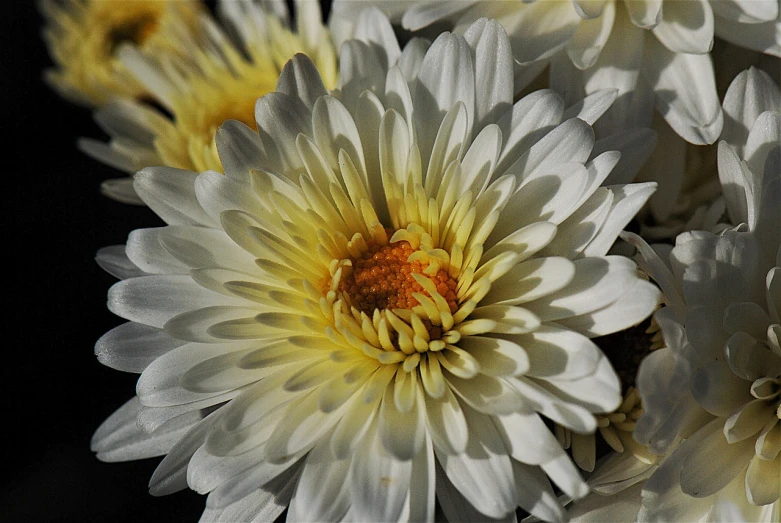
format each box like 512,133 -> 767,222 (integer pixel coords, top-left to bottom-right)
337,231 -> 458,318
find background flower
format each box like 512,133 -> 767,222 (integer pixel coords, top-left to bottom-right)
79,0 -> 336,205
625,67 -> 781,521
40,0 -> 205,107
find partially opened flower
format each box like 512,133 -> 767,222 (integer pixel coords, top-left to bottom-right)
80,0 -> 337,204
91,11 -> 661,521
40,0 -> 205,107
617,67 -> 781,521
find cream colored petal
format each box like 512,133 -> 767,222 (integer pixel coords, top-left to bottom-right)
350,418 -> 413,522
679,422 -> 755,498
625,0 -> 662,28
567,1 -> 615,69
287,437 -> 351,522
435,405 -> 518,519
652,0 -> 714,54
645,36 -> 723,144
91,397 -> 205,463
715,17 -> 781,57
746,454 -> 781,505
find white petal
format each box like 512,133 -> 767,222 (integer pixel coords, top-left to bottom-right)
215,120 -> 266,181
405,430 -> 436,523
493,409 -> 564,465
125,227 -> 188,275
435,405 -> 518,519
542,353 -> 622,413
624,0 -> 662,28
413,32 -> 475,166
424,386 -> 469,455
514,324 -> 602,380
562,88 -> 618,125
715,17 -> 781,57
275,53 -> 327,112
652,0 -> 714,54
483,257 -> 576,306
512,118 -> 595,184
540,452 -> 589,500
494,89 -> 565,178
137,341 -> 259,407
350,418 -> 413,522
203,460 -> 301,515
463,18 -> 514,132
711,0 -> 778,23
582,182 -> 657,257
567,2 -> 616,69
745,111 -> 781,174
435,457 -> 516,523
287,437 -> 351,522
96,245 -> 145,280
91,397 -> 204,462
746,454 -> 781,505
501,1 -> 582,64
107,275 -> 242,328
157,226 -> 258,273
134,167 -> 216,227
149,409 -> 223,496
254,92 -> 311,174
402,2 -> 471,31
95,322 -> 184,373
379,380 -> 425,460
353,7 -> 401,67
525,256 -> 639,321
645,37 -> 723,144
312,95 -> 367,182
556,278 -> 661,337
679,421 -> 755,498
100,177 -> 144,205
513,460 -> 566,522
594,128 -> 658,185
691,360 -> 754,417
721,67 -> 781,157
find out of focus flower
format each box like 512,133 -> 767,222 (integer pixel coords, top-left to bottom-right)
90,10 -> 661,521
40,0 -> 205,106
623,67 -> 781,521
332,0 -> 734,144
80,0 -> 337,204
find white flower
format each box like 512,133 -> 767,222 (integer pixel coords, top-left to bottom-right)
91,11 -> 661,522
79,0 -> 336,205
40,0 -> 205,107
332,0 -> 778,146
621,67 -> 781,521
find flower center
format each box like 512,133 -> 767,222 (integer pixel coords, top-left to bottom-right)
108,14 -> 159,53
338,233 -> 458,318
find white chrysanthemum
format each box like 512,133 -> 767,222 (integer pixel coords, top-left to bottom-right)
91,11 -> 662,522
330,0 -> 778,146
40,0 -> 205,107
617,67 -> 781,522
80,0 -> 337,205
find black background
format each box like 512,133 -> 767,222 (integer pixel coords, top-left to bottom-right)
3,2 -> 327,521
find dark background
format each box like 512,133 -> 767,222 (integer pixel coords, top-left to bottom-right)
3,2 -> 328,521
